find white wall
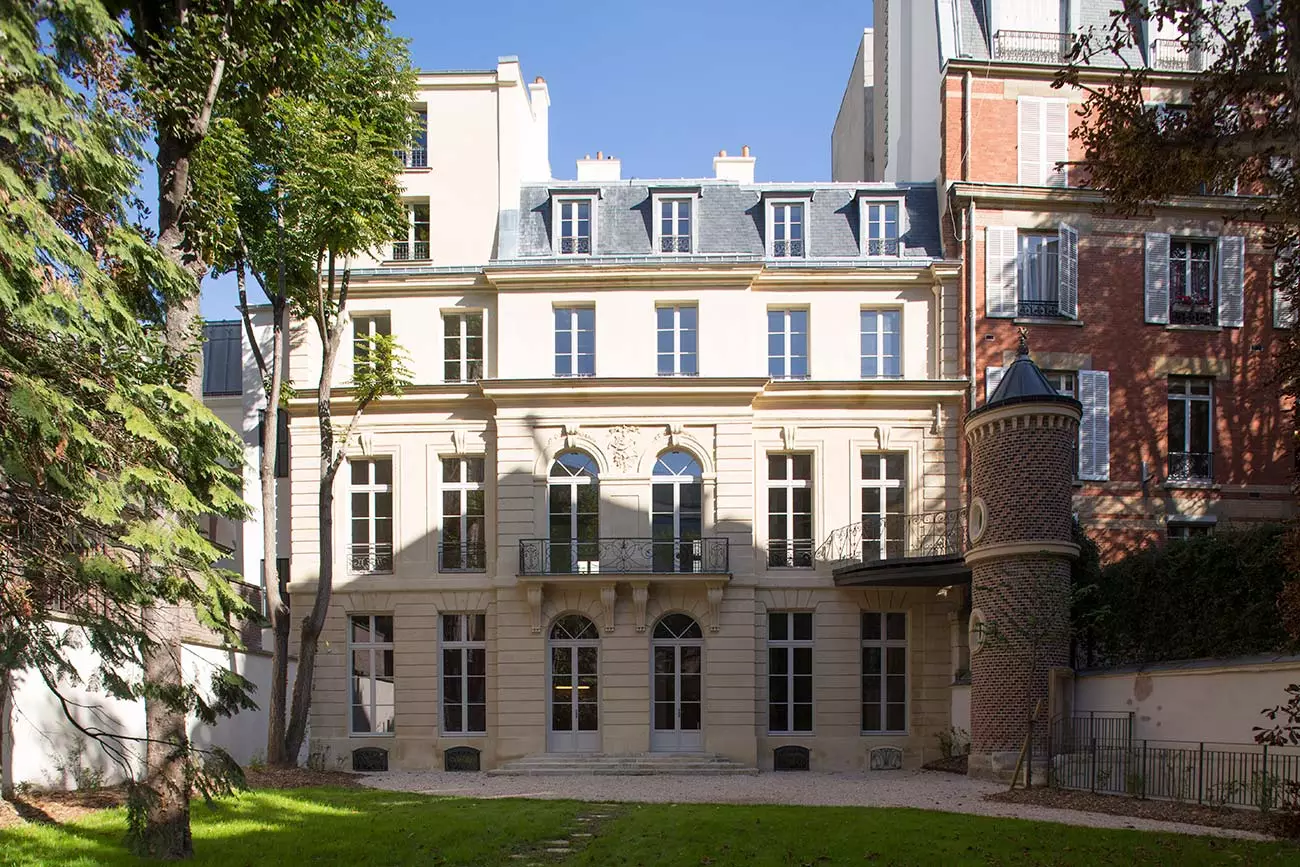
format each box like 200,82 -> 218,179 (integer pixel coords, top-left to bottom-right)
831,30 -> 873,182
1075,656 -> 1300,744
6,622 -> 296,790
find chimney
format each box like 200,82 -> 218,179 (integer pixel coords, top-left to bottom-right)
714,145 -> 756,184
525,75 -> 551,181
576,151 -> 621,182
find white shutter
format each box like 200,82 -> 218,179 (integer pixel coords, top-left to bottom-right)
1044,98 -> 1069,187
985,226 -> 1019,318
1217,235 -> 1245,328
985,366 -> 1005,402
1018,97 -> 1042,185
1144,233 -> 1170,324
1057,223 -> 1079,319
1276,262 -> 1296,328
1078,369 -> 1110,481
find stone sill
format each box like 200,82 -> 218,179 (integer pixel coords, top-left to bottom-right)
401,166 -> 432,173
1163,481 -> 1220,491
1164,323 -> 1223,333
1013,317 -> 1084,328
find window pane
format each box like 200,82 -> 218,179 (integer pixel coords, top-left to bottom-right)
862,612 -> 881,641
791,454 -> 812,480
374,616 -> 394,644
374,460 -> 392,486
351,616 -> 371,644
442,615 -> 462,643
886,612 -> 907,641
793,615 -> 813,643
768,613 -> 788,642
885,704 -> 906,732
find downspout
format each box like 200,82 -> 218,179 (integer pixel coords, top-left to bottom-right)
963,71 -> 976,410
962,71 -> 972,182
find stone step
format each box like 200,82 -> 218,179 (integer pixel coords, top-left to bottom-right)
488,752 -> 759,776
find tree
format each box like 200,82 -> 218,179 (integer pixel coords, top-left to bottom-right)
0,0 -> 253,850
191,5 -> 415,765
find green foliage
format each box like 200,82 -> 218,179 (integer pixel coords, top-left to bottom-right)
0,0 -> 252,816
1075,525 -> 1295,666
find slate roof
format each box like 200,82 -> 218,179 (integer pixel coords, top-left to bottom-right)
202,321 -> 243,397
973,335 -> 1080,418
951,0 -> 1149,68
511,181 -> 944,261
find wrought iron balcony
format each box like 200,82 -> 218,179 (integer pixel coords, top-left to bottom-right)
768,539 -> 814,569
395,148 -> 428,169
392,241 -> 430,261
1168,452 -> 1213,482
1018,298 -> 1064,319
351,542 -> 394,574
559,235 -> 592,254
772,239 -> 805,258
660,235 -> 691,253
519,537 -> 729,576
439,541 -> 487,573
1170,300 -> 1216,326
817,509 -> 968,569
866,238 -> 900,257
1152,38 -> 1204,72
993,29 -> 1075,64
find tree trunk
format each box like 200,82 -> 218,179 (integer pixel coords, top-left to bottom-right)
141,604 -> 192,860
259,306 -> 290,767
1,669 -> 14,801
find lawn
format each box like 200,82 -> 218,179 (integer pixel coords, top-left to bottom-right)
1,786 -> 1297,866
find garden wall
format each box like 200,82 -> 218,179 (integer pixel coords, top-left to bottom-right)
3,621 -> 297,790
1074,654 -> 1300,744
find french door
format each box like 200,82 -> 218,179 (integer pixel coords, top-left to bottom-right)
651,451 -> 702,573
650,614 -> 703,752
547,615 -> 600,752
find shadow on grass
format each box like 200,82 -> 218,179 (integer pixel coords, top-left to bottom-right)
0,786 -> 583,866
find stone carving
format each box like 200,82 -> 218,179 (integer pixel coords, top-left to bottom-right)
352,747 -> 388,772
607,424 -> 640,472
451,429 -> 467,455
869,747 -> 903,770
561,422 -> 581,449
780,425 -> 797,450
667,423 -> 685,447
631,582 -> 649,632
600,583 -> 617,633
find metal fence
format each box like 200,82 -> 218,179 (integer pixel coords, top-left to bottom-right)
816,508 -> 967,568
1048,712 -> 1300,808
519,537 -> 730,575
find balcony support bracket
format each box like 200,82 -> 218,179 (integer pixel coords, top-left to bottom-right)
600,583 -> 617,633
706,582 -> 724,633
526,584 -> 543,634
631,581 -> 649,632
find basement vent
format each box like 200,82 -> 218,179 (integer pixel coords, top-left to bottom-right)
773,745 -> 810,771
870,747 -> 904,770
444,746 -> 481,772
352,747 -> 389,772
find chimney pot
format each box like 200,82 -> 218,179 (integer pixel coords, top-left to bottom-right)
596,150 -> 604,160
535,75 -> 545,83
742,145 -> 751,157
719,149 -> 727,157
585,154 -> 591,159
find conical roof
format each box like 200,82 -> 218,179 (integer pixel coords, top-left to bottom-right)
971,332 -> 1081,419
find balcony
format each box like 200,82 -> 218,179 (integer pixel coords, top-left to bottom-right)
1170,298 -> 1216,326
519,537 -> 729,576
1168,452 -> 1213,483
817,509 -> 970,587
392,241 -> 430,261
767,539 -> 814,569
660,235 -> 691,253
396,148 -> 428,169
351,542 -> 394,575
772,239 -> 805,258
993,29 -> 1075,64
439,540 -> 486,573
866,238 -> 900,257
1153,38 -> 1205,72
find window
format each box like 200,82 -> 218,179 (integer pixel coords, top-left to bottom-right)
440,613 -> 486,734
393,202 -> 430,260
863,201 -> 900,256
1169,240 -> 1216,326
443,312 -> 484,382
1018,234 -> 1060,317
656,305 -> 698,376
861,612 -> 907,734
768,201 -> 806,258
768,612 -> 813,733
556,198 -> 593,255
656,197 -> 692,253
1044,370 -> 1080,477
861,454 -> 906,561
349,614 -> 395,735
554,307 -> 595,376
352,314 -> 391,375
860,310 -> 901,379
767,454 -> 813,568
350,458 -> 394,574
441,457 -> 485,572
397,110 -> 428,168
651,450 -> 703,573
767,309 -> 809,379
258,408 -> 290,478
1017,96 -> 1068,187
1168,378 -> 1213,482
1168,521 -> 1213,541
548,452 -> 599,574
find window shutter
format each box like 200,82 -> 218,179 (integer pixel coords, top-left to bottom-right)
985,226 -> 1019,318
1044,99 -> 1069,187
1276,261 -> 1296,328
1057,223 -> 1079,319
1018,98 -> 1042,185
985,366 -> 1005,402
1078,369 -> 1110,481
1218,235 -> 1245,327
1144,233 -> 1170,324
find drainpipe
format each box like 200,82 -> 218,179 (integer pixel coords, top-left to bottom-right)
962,71 -> 972,182
968,201 -> 977,412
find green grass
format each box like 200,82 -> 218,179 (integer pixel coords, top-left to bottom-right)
1,788 -> 1297,866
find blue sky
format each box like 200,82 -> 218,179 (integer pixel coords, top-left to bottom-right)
199,0 -> 871,320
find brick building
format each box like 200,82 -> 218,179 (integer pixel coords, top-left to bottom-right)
834,0 -> 1295,558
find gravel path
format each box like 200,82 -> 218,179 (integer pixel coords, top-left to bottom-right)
361,769 -> 1272,841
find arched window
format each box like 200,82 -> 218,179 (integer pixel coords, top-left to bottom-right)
652,612 -> 703,640
548,614 -> 599,751
548,452 -> 599,573
652,450 -> 703,573
550,613 -> 599,641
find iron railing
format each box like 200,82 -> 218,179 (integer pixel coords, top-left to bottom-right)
396,148 -> 428,168
439,541 -> 487,573
994,29 -> 1075,64
1171,300 -> 1216,326
1168,452 -> 1213,482
1018,299 -> 1063,318
519,537 -> 729,576
660,235 -> 691,253
351,542 -> 394,574
559,235 -> 592,254
866,238 -> 900,257
392,241 -> 430,261
816,509 -> 968,568
1048,713 -> 1300,807
768,539 -> 815,569
1152,38 -> 1205,72
772,239 -> 805,258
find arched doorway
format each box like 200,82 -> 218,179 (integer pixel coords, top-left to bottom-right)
650,612 -> 703,752
548,614 -> 600,752
548,452 -> 599,574
651,450 -> 702,573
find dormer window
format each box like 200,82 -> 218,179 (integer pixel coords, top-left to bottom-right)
861,199 -> 902,257
767,200 -> 807,259
654,195 -> 694,254
554,196 -> 594,255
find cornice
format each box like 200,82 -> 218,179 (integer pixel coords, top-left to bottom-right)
480,377 -> 771,404
947,182 -> 1274,217
751,261 -> 961,288
964,540 -> 1080,566
483,262 -> 764,290
943,58 -> 1204,87
757,380 -> 968,403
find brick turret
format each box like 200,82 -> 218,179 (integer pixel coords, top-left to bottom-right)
963,333 -> 1080,782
